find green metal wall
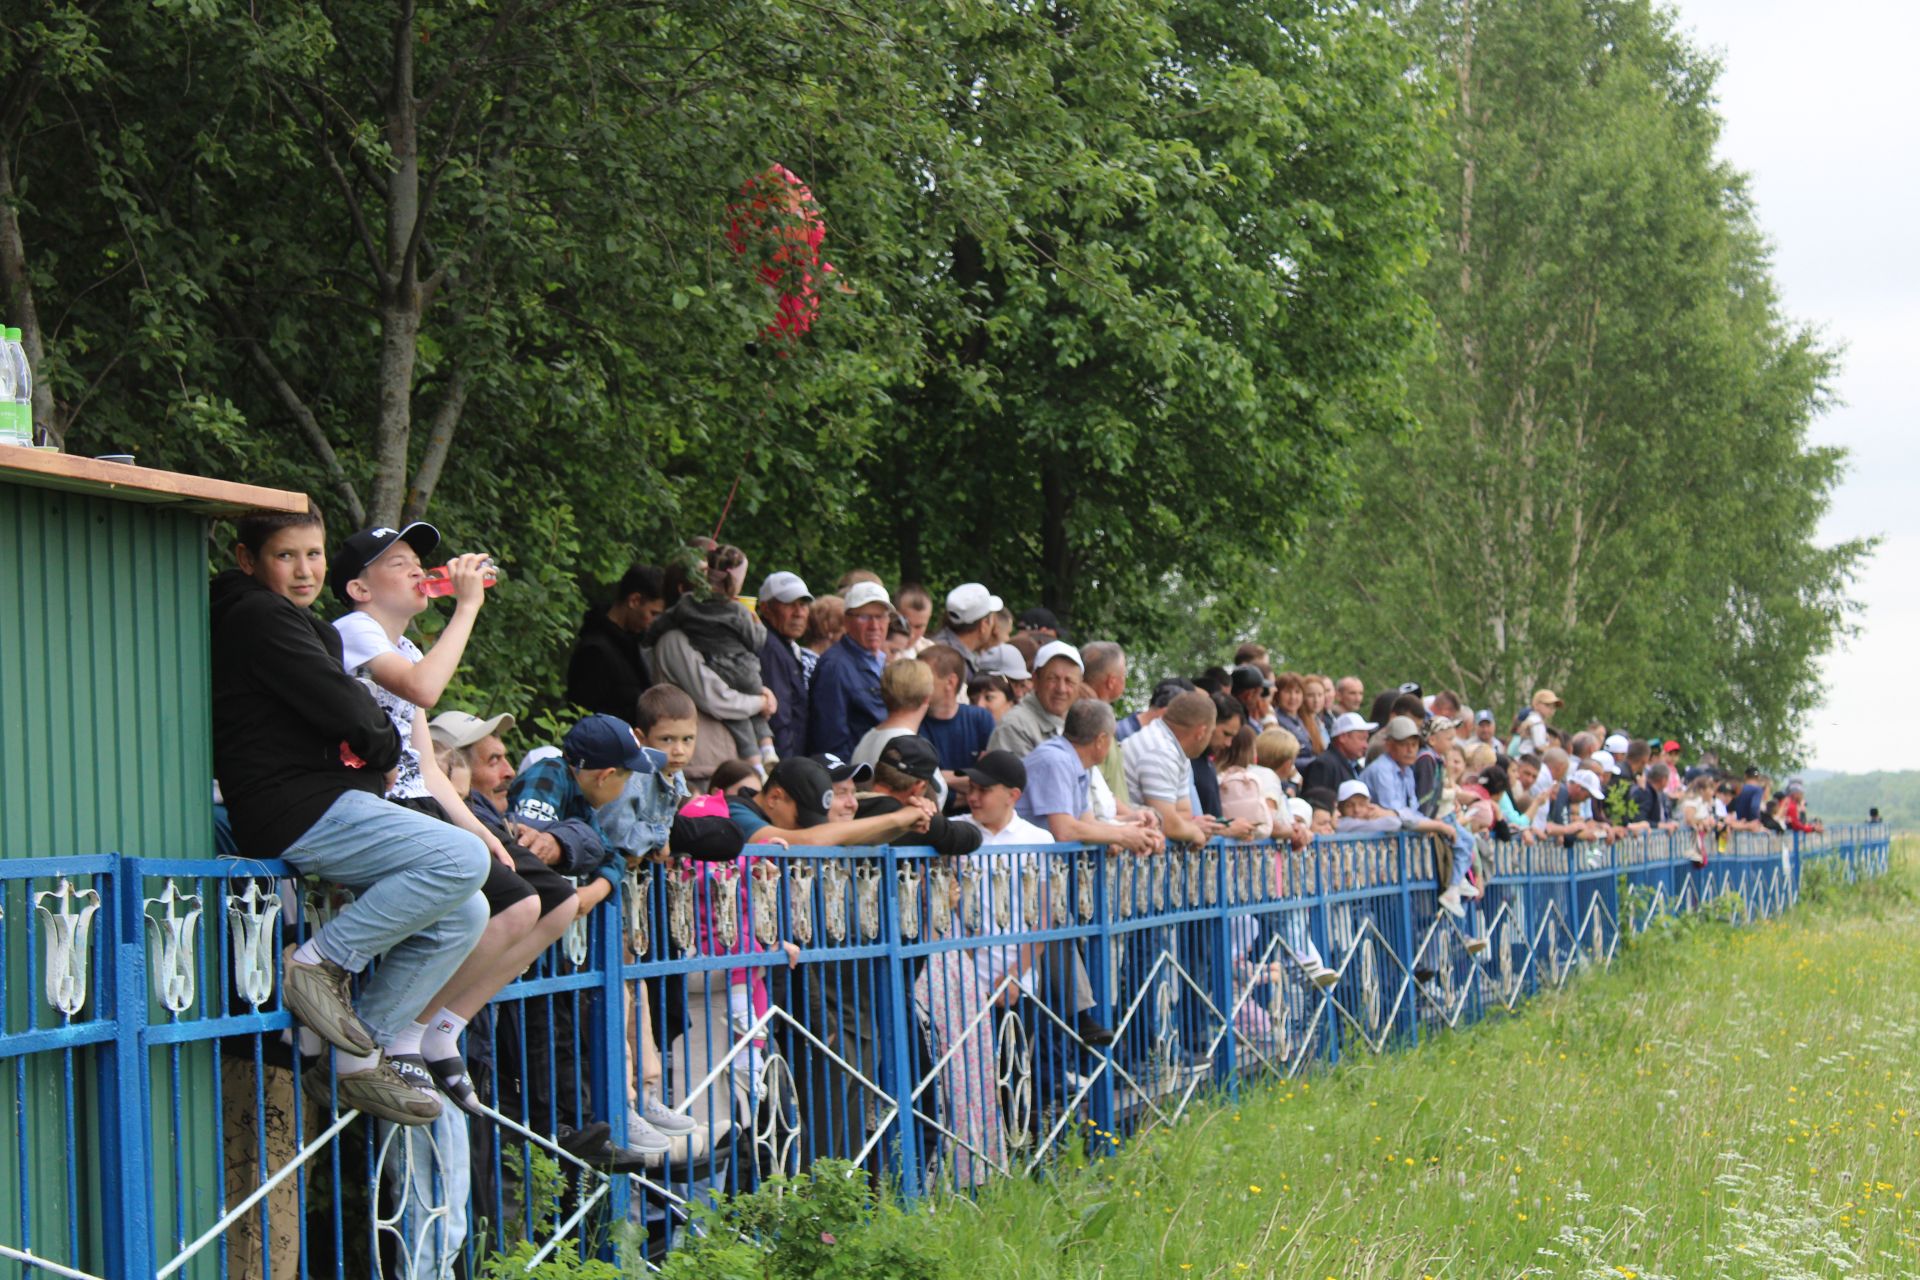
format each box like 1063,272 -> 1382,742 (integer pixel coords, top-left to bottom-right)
0,478 -> 221,1277
0,481 -> 213,860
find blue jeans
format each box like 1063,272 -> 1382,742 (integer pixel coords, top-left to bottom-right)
281,789 -> 490,1043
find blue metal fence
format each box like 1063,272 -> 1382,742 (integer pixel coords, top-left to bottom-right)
0,824 -> 1891,1276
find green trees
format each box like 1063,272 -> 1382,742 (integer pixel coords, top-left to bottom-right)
0,1 -> 1864,752
1258,0 -> 1867,765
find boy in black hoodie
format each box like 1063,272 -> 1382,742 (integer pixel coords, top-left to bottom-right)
211,506 -> 490,1125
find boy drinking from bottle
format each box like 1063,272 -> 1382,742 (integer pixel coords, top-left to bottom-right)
211,506 -> 489,1126
331,522 -> 579,1116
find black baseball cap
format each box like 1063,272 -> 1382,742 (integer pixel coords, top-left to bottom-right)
961,749 -> 1026,792
1017,606 -> 1066,638
766,757 -> 834,827
812,753 -> 873,785
1230,664 -> 1273,694
877,735 -> 940,785
330,522 -> 440,601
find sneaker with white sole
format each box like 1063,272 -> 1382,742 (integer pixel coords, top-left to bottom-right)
1308,964 -> 1340,989
1437,887 -> 1467,920
1465,935 -> 1490,956
620,1109 -> 672,1155
641,1093 -> 697,1136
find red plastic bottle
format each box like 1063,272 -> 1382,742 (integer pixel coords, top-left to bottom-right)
418,562 -> 501,597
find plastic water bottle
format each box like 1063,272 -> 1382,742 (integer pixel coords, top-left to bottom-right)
3,328 -> 31,446
417,561 -> 501,597
0,327 -> 19,446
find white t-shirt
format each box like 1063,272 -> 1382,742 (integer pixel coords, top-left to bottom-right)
334,611 -> 427,800
956,812 -> 1051,987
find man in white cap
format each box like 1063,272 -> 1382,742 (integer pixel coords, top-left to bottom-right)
1298,710 -> 1376,795
1542,767 -> 1609,845
756,571 -> 814,760
928,582 -> 1004,676
988,639 -> 1084,758
429,710 -> 518,817
806,580 -> 893,759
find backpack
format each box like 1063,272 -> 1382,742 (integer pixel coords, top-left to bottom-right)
1218,768 -> 1274,838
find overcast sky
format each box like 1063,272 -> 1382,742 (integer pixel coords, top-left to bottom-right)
1667,0 -> 1917,774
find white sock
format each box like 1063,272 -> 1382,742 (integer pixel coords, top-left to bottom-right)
385,1020 -> 428,1057
292,938 -> 324,966
422,1008 -> 468,1061
296,1027 -> 325,1058
334,1046 -> 380,1076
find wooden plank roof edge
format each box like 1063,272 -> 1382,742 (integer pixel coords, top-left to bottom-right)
0,449 -> 308,516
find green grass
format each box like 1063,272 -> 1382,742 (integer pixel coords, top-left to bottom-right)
917,839 -> 1920,1279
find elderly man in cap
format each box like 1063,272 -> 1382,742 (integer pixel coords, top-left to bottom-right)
806,580 -> 894,759
431,710 -> 518,816
1299,710 -> 1375,796
928,582 -> 1004,676
1541,767 -> 1611,846
755,571 -> 813,761
1361,716 -> 1481,920
988,639 -> 1085,758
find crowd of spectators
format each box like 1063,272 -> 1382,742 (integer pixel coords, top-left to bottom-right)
208,511 -> 1827,1262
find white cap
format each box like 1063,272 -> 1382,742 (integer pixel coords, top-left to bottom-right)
1430,715 -> 1462,732
1569,769 -> 1604,796
1337,780 -> 1371,804
1286,797 -> 1313,824
975,644 -> 1031,680
944,582 -> 1004,624
429,710 -> 516,749
1033,640 -> 1084,673
1329,712 -> 1376,737
1603,733 -> 1630,754
1384,715 -> 1423,741
844,581 -> 892,613
1591,750 -> 1622,776
757,571 -> 813,604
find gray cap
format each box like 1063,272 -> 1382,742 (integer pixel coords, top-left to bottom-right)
1384,715 -> 1422,742
975,644 -> 1032,680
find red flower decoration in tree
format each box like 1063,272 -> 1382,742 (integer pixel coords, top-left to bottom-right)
725,163 -> 837,352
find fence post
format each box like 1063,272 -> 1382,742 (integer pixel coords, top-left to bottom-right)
877,845 -> 922,1202
1210,840 -> 1237,1094
1395,835 -> 1417,1048
1089,847 -> 1117,1152
594,880 -> 631,1238
99,855 -> 154,1280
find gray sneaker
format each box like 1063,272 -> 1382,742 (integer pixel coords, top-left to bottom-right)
282,945 -> 377,1056
641,1093 -> 697,1136
334,1060 -> 443,1126
620,1109 -> 672,1155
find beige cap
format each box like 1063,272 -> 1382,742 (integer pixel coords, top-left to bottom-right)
1532,688 -> 1565,708
429,710 -> 516,749
1384,715 -> 1422,741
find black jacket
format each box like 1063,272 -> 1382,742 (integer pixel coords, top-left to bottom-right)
1299,750 -> 1362,799
855,794 -> 983,858
210,570 -> 402,856
761,630 -> 810,760
565,609 -> 650,720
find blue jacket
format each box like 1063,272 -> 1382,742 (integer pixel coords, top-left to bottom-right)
806,634 -> 885,759
761,630 -> 811,760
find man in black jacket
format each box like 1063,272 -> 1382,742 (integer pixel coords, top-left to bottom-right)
213,507 -> 490,1126
755,571 -> 813,760
566,564 -> 665,718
